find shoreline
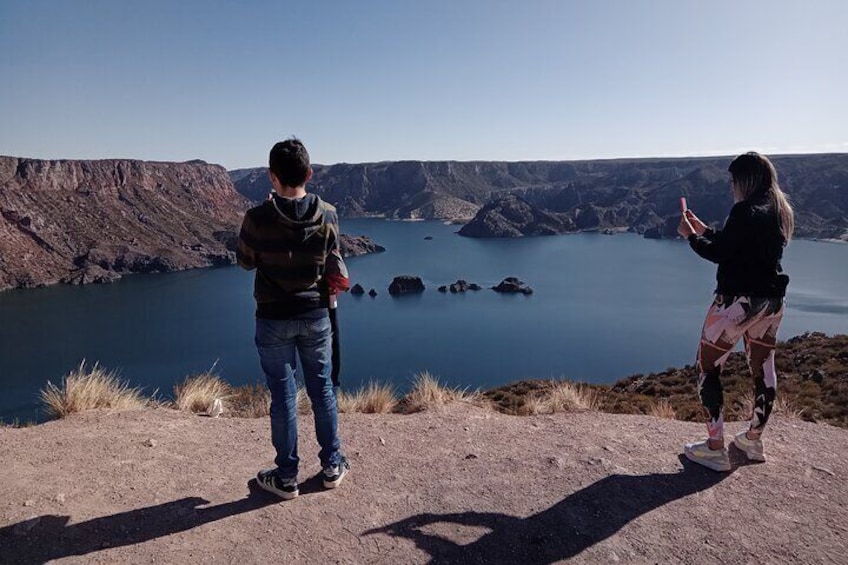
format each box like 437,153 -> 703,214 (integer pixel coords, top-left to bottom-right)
6,332 -> 845,429
1,222 -> 845,293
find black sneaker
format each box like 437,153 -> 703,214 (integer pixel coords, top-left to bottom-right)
256,468 -> 298,500
322,457 -> 350,489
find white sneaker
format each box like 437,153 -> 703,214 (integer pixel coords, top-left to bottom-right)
732,431 -> 765,462
684,440 -> 731,472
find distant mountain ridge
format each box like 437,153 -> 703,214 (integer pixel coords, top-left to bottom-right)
0,156 -> 249,291
2,153 -> 845,291
230,154 -> 848,240
0,156 -> 388,291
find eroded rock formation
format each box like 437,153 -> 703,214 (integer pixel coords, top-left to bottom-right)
458,196 -> 575,237
339,235 -> 386,257
388,275 -> 425,295
232,155 -> 848,240
0,157 -> 248,290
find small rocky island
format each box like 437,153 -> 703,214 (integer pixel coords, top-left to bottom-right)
339,235 -> 386,257
438,279 -> 482,293
388,276 -> 425,295
492,277 -> 534,295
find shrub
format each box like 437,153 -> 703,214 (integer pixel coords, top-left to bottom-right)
0,418 -> 36,428
773,395 -> 805,420
401,371 -> 479,413
546,380 -> 600,413
337,381 -> 398,414
173,372 -> 232,414
649,398 -> 677,420
296,387 -> 312,415
40,361 -> 146,418
515,395 -> 548,416
228,383 -> 271,418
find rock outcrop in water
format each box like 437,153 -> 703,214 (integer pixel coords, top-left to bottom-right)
438,279 -> 481,293
339,235 -> 386,257
388,276 -> 425,295
492,277 -> 533,295
457,195 -> 575,237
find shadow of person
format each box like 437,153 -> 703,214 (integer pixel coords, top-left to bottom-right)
0,479 -> 280,565
364,455 -> 738,564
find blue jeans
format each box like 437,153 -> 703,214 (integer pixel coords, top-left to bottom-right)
255,316 -> 341,479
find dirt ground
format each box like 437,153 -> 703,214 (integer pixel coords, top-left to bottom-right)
1,406 -> 846,564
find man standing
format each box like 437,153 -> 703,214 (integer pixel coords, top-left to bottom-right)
237,138 -> 350,500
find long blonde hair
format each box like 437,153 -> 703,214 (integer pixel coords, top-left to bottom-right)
728,152 -> 794,242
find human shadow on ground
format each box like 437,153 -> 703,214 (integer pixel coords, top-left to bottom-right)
0,479 -> 285,565
365,455 -> 742,564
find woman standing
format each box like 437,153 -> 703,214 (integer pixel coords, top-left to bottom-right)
678,152 -> 794,471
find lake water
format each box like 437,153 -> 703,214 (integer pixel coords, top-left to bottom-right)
2,219 -> 847,422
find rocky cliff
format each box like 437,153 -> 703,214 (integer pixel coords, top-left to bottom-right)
0,157 -> 250,291
231,154 -> 848,240
458,195 -> 575,237
232,162 -> 484,221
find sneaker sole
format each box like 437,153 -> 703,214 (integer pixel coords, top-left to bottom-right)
323,477 -> 344,489
731,440 -> 766,462
684,448 -> 732,472
323,469 -> 348,489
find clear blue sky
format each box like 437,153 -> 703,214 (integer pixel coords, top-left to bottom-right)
1,1 -> 846,169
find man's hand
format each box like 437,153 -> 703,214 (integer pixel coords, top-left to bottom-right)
684,210 -> 708,235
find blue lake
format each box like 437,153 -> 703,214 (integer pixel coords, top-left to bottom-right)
1,219 -> 847,422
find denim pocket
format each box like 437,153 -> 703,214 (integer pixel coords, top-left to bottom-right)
307,316 -> 332,335
255,318 -> 299,347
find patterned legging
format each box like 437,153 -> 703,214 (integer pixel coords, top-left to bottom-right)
697,295 -> 785,441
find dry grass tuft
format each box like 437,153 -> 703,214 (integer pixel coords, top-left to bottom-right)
734,392 -> 755,421
731,391 -> 806,422
401,371 -> 480,413
40,362 -> 146,419
173,372 -> 232,414
228,384 -> 271,418
515,395 -> 548,416
1,418 -> 37,428
296,387 -> 312,415
773,395 -> 806,420
338,381 -> 398,414
649,398 -> 677,420
546,380 -> 600,413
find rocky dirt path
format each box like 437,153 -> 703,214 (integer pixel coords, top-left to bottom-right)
1,406 -> 846,564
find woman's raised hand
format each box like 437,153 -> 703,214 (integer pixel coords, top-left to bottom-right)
678,215 -> 695,238
684,210 -> 708,236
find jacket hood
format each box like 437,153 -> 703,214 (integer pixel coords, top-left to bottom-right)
269,193 -> 325,241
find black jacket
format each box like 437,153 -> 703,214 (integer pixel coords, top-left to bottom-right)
237,193 -> 347,319
688,192 -> 789,297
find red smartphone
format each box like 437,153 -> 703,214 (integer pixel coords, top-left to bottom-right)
680,197 -> 687,213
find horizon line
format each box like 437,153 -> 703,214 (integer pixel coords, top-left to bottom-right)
3,148 -> 848,171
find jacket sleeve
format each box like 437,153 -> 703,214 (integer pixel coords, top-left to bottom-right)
324,228 -> 350,293
236,214 -> 257,271
687,205 -> 745,264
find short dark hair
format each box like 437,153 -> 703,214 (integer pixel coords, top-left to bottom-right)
269,138 -> 311,188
